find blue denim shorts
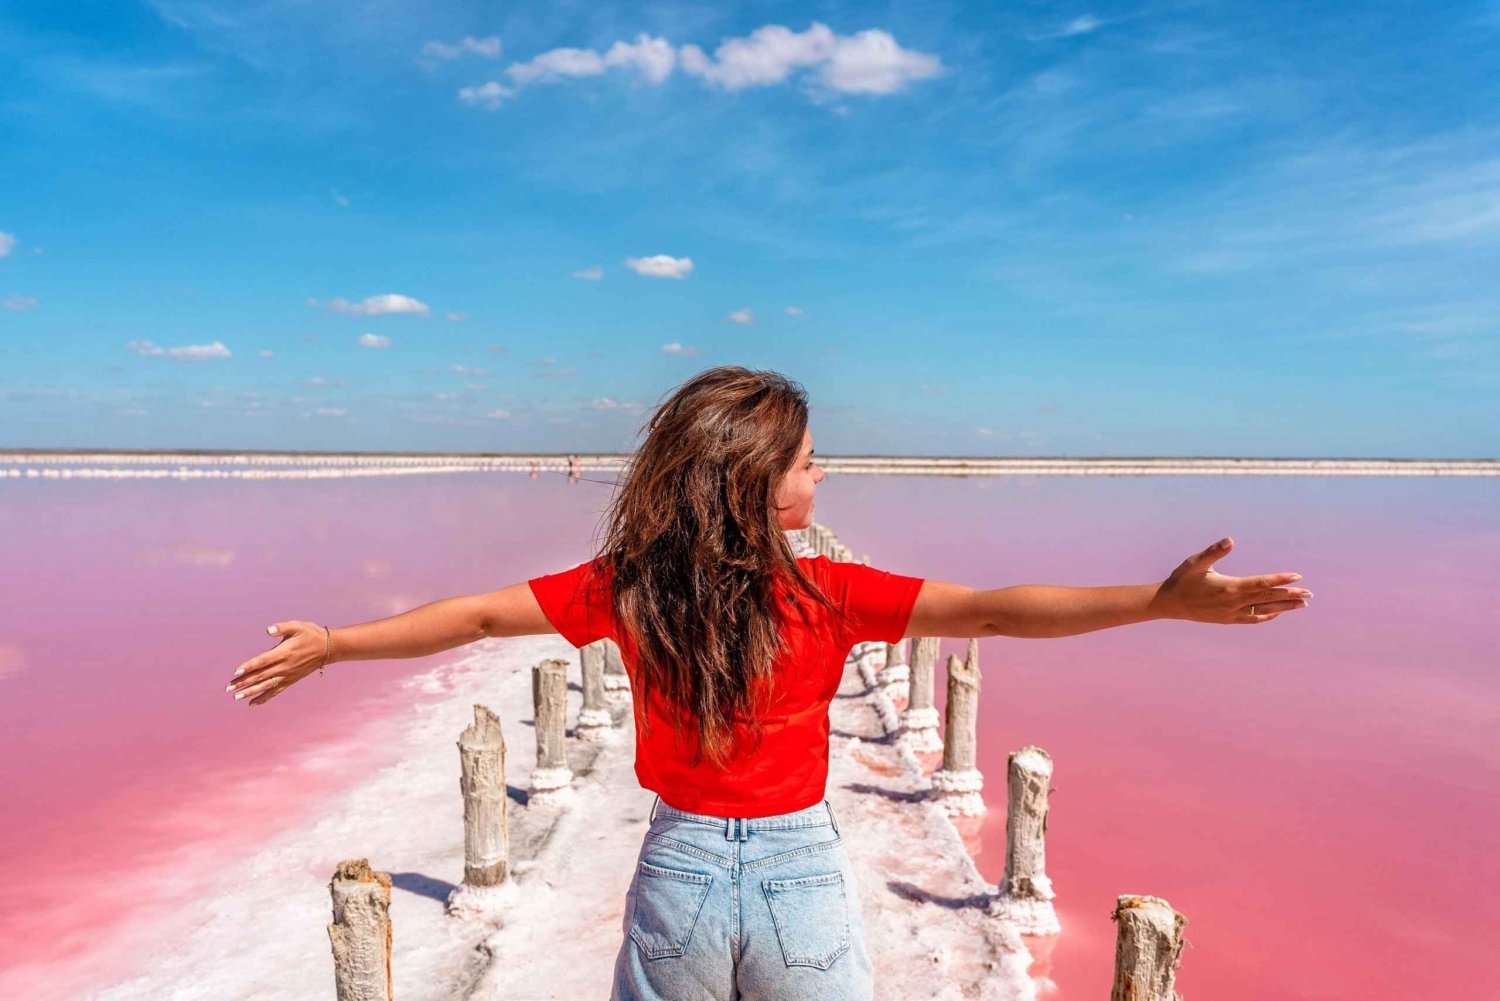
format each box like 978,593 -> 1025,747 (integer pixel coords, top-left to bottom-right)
610,794 -> 875,1000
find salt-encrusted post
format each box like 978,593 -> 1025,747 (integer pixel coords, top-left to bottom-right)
529,658 -> 574,801
455,705 -> 508,888
877,638 -> 910,701
989,745 -> 1059,934
1109,895 -> 1187,1001
575,641 -> 613,740
899,637 -> 943,752
602,637 -> 629,694
930,639 -> 985,815
328,859 -> 393,1001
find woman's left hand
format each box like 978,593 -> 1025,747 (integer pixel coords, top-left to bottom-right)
1150,537 -> 1312,625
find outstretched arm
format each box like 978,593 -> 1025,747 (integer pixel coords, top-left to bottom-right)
228,583 -> 557,706
904,536 -> 1311,640
327,583 -> 557,662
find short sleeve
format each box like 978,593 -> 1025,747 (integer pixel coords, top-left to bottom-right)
818,558 -> 925,646
527,558 -> 614,648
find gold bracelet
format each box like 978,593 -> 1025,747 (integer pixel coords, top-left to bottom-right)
320,625 -> 332,675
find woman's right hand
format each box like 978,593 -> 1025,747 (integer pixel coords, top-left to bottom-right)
226,620 -> 330,707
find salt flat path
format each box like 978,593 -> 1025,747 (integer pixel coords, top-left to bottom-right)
83,632 -> 1032,1001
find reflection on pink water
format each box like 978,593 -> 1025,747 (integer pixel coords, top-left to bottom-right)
828,473 -> 1500,1000
0,472 -> 611,998
1,469 -> 1496,998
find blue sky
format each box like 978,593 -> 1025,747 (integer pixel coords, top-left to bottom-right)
1,1 -> 1496,457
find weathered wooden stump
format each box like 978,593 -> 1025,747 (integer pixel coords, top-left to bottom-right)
899,636 -> 943,752
989,745 -> 1059,933
328,859 -> 393,1001
602,637 -> 630,694
575,641 -> 614,740
930,640 -> 985,815
877,638 -> 910,701
1109,895 -> 1187,1001
529,658 -> 574,801
448,704 -> 518,918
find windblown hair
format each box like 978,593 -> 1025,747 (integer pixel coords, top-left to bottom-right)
599,365 -> 847,769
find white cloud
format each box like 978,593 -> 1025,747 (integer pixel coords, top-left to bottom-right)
458,80 -> 513,108
572,266 -> 604,280
727,308 -> 754,324
445,311 -> 469,321
310,407 -> 347,418
625,254 -> 693,278
460,25 -> 939,109
317,293 -> 430,316
784,305 -> 804,315
258,349 -> 273,358
3,295 -> 39,311
588,397 -> 642,410
421,36 -> 502,61
452,364 -> 491,376
682,23 -> 836,89
660,342 -> 700,356
602,34 -> 677,84
331,189 -> 350,207
819,29 -> 944,95
1059,15 -> 1103,37
486,408 -> 512,419
507,47 -> 607,84
682,23 -> 941,95
0,232 -> 15,257
358,333 -> 391,348
127,339 -> 231,360
302,376 -> 344,387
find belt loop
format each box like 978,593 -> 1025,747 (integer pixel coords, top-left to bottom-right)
649,794 -> 660,824
725,817 -> 735,841
826,799 -> 840,836
740,817 -> 749,841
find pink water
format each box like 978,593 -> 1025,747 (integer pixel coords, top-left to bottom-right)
1,468 -> 1495,999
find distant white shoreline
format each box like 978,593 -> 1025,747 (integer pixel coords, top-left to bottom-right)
2,450 -> 1496,478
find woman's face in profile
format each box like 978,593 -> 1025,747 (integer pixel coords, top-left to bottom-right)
774,427 -> 823,531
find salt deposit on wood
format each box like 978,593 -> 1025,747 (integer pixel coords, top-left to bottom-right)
327,859 -> 393,1001
931,640 -> 986,816
528,659 -> 573,802
899,636 -> 944,752
575,641 -> 613,740
1109,894 -> 1187,1001
989,745 -> 1060,935
878,637 -> 911,700
601,637 -> 629,693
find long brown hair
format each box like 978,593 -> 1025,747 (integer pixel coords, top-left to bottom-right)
598,365 -> 847,768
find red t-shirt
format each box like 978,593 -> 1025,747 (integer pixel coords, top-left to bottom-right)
527,555 -> 924,818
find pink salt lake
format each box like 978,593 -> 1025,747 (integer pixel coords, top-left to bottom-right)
0,468 -> 1495,999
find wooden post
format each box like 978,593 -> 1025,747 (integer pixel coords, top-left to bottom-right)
602,637 -> 629,694
529,658 -> 573,801
877,638 -> 910,701
1109,895 -> 1187,1001
459,704 -> 509,886
576,641 -> 613,740
989,745 -> 1059,934
328,859 -> 393,1001
930,640 -> 985,815
898,637 -> 943,751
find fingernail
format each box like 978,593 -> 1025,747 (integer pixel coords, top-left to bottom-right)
234,668 -> 243,677
1218,538 -> 1230,548
1290,574 -> 1302,581
234,691 -> 245,700
225,684 -> 234,692
267,626 -> 277,635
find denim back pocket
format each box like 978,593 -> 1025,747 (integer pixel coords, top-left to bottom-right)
629,860 -> 714,960
761,871 -> 851,969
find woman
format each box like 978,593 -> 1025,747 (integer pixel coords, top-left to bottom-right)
226,365 -> 1310,1000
